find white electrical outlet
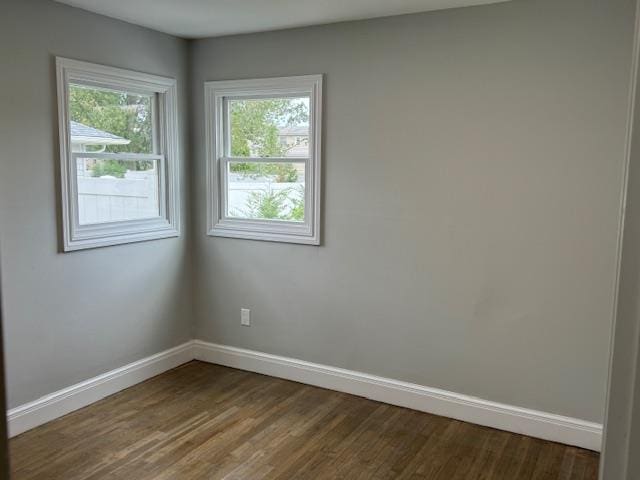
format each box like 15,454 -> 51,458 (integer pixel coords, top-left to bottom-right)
241,308 -> 251,326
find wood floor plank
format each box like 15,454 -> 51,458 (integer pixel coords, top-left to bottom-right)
10,361 -> 600,479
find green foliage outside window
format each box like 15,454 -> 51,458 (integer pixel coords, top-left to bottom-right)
289,188 -> 305,221
229,99 -> 308,183
69,85 -> 154,173
234,185 -> 305,222
69,85 -> 152,153
90,160 -> 128,178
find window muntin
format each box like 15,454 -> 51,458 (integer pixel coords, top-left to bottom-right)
57,58 -> 180,251
206,75 -> 322,245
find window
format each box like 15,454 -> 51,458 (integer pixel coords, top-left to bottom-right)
56,57 -> 180,251
205,75 -> 322,245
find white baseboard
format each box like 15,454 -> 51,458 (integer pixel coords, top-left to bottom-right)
7,341 -> 194,438
7,339 -> 603,452
193,340 -> 603,451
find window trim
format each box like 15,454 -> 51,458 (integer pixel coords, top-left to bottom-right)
205,75 -> 323,245
56,57 -> 180,251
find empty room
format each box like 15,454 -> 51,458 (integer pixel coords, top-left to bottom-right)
2,0 -> 640,478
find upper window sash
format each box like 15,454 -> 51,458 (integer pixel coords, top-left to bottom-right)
222,94 -> 312,159
68,83 -> 159,156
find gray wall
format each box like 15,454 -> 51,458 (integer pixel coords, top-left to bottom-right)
0,0 -> 193,409
191,0 -> 636,423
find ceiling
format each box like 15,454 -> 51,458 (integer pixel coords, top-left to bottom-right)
54,0 -> 512,39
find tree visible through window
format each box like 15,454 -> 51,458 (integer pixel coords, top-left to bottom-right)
69,85 -> 153,153
69,85 -> 155,178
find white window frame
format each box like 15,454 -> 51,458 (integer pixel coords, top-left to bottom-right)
56,57 -> 180,251
205,75 -> 323,245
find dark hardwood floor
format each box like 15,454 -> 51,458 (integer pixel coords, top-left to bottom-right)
10,361 -> 599,479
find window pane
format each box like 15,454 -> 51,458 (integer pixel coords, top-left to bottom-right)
228,97 -> 310,158
76,158 -> 160,225
69,84 -> 154,154
227,161 -> 305,222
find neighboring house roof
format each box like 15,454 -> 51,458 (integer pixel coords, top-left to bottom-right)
278,125 -> 308,136
70,121 -> 131,146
